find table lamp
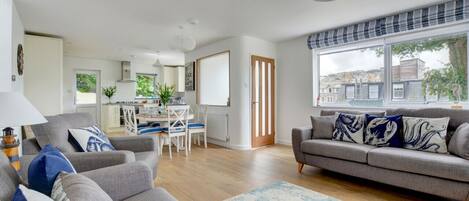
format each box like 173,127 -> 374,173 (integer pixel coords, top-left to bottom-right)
0,92 -> 47,171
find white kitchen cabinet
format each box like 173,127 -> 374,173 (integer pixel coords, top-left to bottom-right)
101,104 -> 121,133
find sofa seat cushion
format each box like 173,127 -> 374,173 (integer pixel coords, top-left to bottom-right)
123,188 -> 177,201
301,139 -> 377,163
368,147 -> 469,182
134,152 -> 158,177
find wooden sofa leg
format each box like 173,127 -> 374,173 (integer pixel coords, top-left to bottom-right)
297,163 -> 304,174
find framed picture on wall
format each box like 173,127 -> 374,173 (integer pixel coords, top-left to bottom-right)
185,61 -> 195,91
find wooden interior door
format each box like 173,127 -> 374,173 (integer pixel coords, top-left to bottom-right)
251,55 -> 275,148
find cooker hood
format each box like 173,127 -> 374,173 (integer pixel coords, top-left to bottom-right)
117,61 -> 136,83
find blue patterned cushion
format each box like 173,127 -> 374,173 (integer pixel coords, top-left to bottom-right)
332,113 -> 365,144
188,123 -> 205,129
68,126 -> 115,152
403,117 -> 450,154
365,114 -> 403,147
138,126 -> 164,135
28,145 -> 76,196
13,184 -> 53,201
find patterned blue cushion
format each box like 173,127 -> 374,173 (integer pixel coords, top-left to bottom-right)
332,113 -> 365,144
13,184 -> 53,201
138,126 -> 164,135
28,145 -> 76,196
188,123 -> 205,129
403,117 -> 449,154
68,126 -> 115,152
365,114 -> 403,147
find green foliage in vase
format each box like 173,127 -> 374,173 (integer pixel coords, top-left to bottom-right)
103,86 -> 117,103
156,83 -> 175,106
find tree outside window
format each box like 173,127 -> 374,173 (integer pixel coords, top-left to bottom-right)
136,74 -> 157,98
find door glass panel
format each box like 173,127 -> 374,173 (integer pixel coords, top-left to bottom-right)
254,61 -> 259,137
76,72 -> 97,105
261,61 -> 266,136
267,63 -> 272,136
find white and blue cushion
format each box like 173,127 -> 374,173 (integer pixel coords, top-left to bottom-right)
138,126 -> 164,135
68,126 -> 115,152
365,114 -> 403,147
12,184 -> 53,201
188,122 -> 205,129
403,117 -> 449,154
332,113 -> 365,144
28,145 -> 76,196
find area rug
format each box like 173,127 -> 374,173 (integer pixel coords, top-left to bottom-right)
225,181 -> 340,201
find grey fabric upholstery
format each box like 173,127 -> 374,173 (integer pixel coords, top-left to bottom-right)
65,151 -> 136,173
386,108 -> 469,132
22,138 -> 41,155
291,127 -> 312,164
302,139 -> 376,163
310,116 -> 334,139
110,136 -> 157,152
31,115 -> 77,153
60,112 -> 95,128
82,162 -> 154,201
320,109 -> 385,117
304,154 -> 469,201
123,188 -> 177,201
449,123 -> 469,159
53,172 -> 113,201
368,147 -> 469,182
0,152 -> 20,201
134,151 -> 158,178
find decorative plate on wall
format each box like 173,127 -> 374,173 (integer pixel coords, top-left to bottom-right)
17,44 -> 24,76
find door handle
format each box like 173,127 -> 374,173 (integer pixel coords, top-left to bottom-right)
252,101 -> 258,104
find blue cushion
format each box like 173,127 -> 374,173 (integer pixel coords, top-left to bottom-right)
12,186 -> 26,201
12,184 -> 52,201
333,113 -> 366,144
28,145 -> 76,196
137,122 -> 149,128
188,123 -> 205,129
138,126 -> 164,135
365,114 -> 403,147
161,127 -> 185,132
68,126 -> 115,152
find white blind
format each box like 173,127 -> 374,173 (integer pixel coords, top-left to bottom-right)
198,52 -> 230,106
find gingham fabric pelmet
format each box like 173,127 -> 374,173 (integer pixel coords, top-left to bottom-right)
307,0 -> 469,49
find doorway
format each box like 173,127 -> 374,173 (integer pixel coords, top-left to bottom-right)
251,55 -> 275,148
74,70 -> 101,126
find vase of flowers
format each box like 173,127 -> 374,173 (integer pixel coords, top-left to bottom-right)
156,83 -> 175,109
103,86 -> 117,104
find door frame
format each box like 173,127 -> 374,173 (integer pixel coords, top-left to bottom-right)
250,55 -> 276,148
73,69 -> 102,126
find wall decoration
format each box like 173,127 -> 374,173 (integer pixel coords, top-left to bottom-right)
17,44 -> 24,75
185,61 -> 195,91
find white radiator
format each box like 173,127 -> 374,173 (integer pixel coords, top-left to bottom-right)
206,112 -> 229,142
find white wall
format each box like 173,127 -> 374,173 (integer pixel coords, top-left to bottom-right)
185,36 -> 276,149
0,0 -> 13,92
276,36 -> 313,145
24,35 -> 64,116
11,2 -> 24,93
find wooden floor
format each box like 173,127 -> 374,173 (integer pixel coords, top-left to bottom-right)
154,144 -> 442,201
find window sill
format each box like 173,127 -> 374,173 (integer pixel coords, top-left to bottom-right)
314,103 -> 469,110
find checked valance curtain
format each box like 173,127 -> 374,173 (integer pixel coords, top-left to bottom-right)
307,0 -> 469,49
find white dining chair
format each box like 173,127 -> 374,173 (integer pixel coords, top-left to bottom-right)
122,105 -> 163,136
188,105 -> 208,151
159,105 -> 190,159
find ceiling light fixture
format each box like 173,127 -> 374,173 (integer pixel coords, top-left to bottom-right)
153,51 -> 164,68
171,19 -> 199,52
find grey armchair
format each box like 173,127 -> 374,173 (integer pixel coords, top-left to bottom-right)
0,152 -> 175,201
23,113 -> 159,178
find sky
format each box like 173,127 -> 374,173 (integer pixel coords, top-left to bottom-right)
320,47 -> 450,76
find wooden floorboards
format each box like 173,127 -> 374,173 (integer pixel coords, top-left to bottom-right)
154,144 -> 442,201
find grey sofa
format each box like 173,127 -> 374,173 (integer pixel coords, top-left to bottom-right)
0,152 -> 176,201
292,108 -> 469,200
23,113 -> 159,178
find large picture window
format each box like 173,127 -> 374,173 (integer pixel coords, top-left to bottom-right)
197,51 -> 230,106
315,29 -> 468,107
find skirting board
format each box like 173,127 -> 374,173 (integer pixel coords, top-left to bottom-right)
206,137 -> 251,150
276,139 -> 292,146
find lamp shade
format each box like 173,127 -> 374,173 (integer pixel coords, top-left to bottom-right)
0,92 -> 47,128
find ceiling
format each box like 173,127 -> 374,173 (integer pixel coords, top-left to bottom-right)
15,0 -> 443,64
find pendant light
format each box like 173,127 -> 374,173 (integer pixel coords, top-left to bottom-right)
153,51 -> 163,68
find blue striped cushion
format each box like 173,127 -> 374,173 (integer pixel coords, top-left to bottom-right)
138,127 -> 164,135
137,122 -> 160,128
189,123 -> 205,129
161,127 -> 185,132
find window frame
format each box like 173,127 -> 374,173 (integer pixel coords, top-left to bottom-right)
135,73 -> 158,99
368,84 -> 380,99
196,50 -> 231,107
312,22 -> 469,108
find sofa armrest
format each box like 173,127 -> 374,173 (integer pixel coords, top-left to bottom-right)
292,126 -> 313,164
109,136 -> 157,153
22,138 -> 41,155
65,151 -> 136,172
81,162 -> 153,201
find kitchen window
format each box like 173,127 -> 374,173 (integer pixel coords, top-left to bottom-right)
136,73 -> 157,98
